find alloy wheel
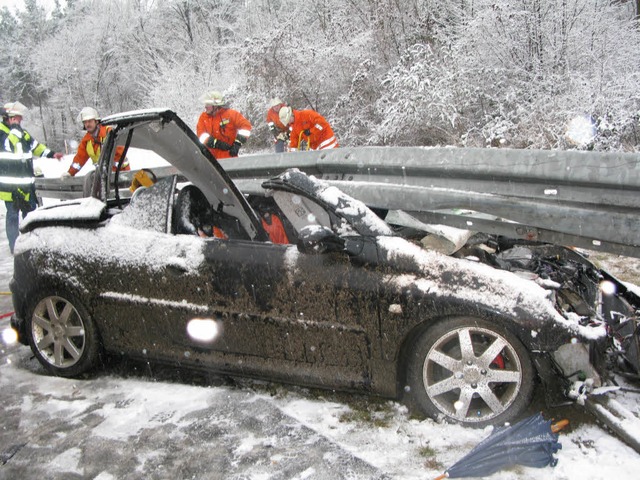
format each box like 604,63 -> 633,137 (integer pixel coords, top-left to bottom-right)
423,325 -> 524,423
31,296 -> 86,369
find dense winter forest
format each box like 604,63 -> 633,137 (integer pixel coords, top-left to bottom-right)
1,0 -> 639,153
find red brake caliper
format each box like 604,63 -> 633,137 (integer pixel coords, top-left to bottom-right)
491,353 -> 506,369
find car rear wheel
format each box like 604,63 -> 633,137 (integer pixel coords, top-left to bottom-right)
26,294 -> 101,377
406,316 -> 534,427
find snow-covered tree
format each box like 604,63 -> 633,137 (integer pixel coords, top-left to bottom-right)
0,0 -> 638,151
375,0 -> 640,150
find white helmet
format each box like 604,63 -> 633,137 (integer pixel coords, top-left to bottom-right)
269,97 -> 284,108
77,107 -> 100,123
200,91 -> 225,107
279,106 -> 293,126
4,101 -> 28,117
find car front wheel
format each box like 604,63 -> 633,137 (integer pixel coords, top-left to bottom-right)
26,294 -> 101,377
406,316 -> 535,427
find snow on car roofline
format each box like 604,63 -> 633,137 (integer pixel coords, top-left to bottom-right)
100,108 -> 173,124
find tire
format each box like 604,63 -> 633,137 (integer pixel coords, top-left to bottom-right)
26,293 -> 101,377
406,316 -> 535,428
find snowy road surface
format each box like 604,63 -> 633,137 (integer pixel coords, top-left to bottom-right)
1,204 -> 640,480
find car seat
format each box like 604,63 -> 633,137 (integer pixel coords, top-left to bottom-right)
173,184 -> 249,240
174,184 -> 214,236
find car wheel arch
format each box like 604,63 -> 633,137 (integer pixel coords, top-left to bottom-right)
11,278 -> 87,341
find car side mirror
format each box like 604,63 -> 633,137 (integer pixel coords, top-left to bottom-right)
297,225 -> 345,255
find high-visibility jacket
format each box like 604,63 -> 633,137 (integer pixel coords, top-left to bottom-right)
197,108 -> 252,159
0,128 -> 34,203
287,109 -> 338,151
0,122 -> 8,146
68,124 -> 130,176
3,125 -> 54,159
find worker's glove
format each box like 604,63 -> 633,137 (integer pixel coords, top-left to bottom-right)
60,171 -> 71,178
229,140 -> 242,157
206,137 -> 232,151
276,132 -> 288,142
303,129 -> 311,136
53,152 -> 64,160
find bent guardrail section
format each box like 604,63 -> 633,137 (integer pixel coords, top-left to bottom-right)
225,147 -> 640,258
35,146 -> 640,258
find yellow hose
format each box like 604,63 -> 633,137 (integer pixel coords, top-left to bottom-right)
298,131 -> 310,151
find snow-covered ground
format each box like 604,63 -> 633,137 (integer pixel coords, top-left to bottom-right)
2,157 -> 640,478
2,265 -> 640,480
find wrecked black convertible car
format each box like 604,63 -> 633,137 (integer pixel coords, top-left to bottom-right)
10,109 -> 640,429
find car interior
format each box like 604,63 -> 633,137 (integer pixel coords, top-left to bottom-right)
173,183 -> 250,240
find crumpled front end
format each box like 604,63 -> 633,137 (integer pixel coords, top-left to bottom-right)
456,240 -> 640,405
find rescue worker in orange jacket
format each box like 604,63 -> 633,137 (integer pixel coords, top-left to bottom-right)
279,106 -> 338,151
197,91 -> 252,159
266,98 -> 289,153
63,107 -> 129,177
247,195 -> 291,245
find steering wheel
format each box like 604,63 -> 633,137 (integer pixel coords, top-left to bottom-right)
130,185 -> 147,204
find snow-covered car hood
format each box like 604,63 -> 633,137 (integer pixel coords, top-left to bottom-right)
375,236 -> 605,341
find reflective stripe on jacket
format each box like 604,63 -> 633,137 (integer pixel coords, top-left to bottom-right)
197,108 -> 252,159
0,150 -> 34,203
287,109 -> 338,151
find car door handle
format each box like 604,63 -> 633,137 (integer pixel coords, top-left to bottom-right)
166,263 -> 189,274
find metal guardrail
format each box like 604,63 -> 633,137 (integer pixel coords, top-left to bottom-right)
34,166 -> 177,201
35,146 -> 640,258
35,175 -> 88,199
